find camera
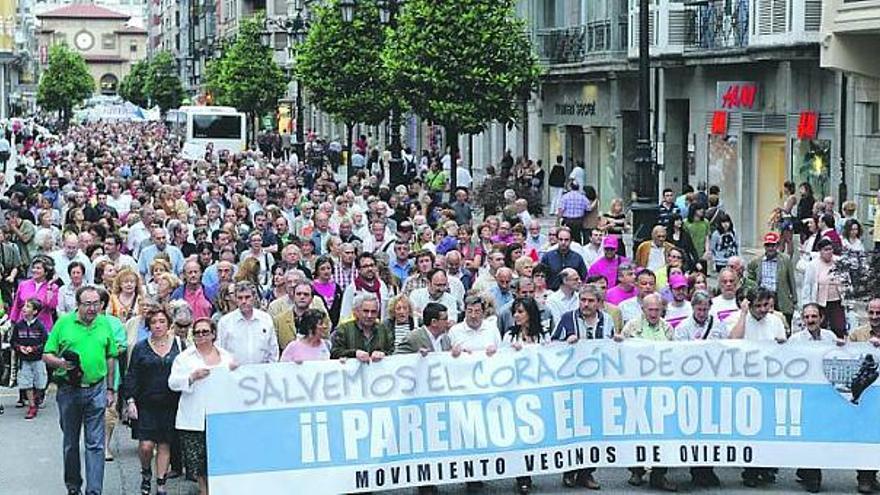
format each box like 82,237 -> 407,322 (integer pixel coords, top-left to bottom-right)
60,350 -> 84,387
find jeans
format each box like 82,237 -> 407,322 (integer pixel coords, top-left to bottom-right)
57,383 -> 106,495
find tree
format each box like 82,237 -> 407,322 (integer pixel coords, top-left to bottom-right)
205,14 -> 287,143
295,0 -> 398,164
119,59 -> 150,108
37,45 -> 94,127
145,51 -> 184,113
385,0 -> 541,191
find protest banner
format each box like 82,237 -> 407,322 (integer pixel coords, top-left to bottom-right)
204,340 -> 880,494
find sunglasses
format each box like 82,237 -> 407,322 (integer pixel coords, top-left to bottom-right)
193,330 -> 213,337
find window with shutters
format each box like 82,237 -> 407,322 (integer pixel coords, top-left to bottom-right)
756,0 -> 788,35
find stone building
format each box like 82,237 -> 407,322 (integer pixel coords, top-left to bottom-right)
36,3 -> 147,95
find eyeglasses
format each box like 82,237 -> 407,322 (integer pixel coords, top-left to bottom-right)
193,330 -> 213,337
79,301 -> 101,308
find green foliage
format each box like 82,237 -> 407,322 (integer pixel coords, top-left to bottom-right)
295,0 -> 397,126
145,51 -> 184,113
119,60 -> 150,108
384,0 -> 541,135
205,14 -> 287,119
37,45 -> 94,123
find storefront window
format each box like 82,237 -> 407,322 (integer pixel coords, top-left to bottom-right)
707,134 -> 739,214
791,139 -> 831,199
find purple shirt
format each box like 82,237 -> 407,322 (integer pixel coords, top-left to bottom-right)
587,256 -> 630,288
10,279 -> 59,332
605,284 -> 637,305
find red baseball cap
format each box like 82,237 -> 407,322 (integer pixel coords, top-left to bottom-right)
763,232 -> 781,245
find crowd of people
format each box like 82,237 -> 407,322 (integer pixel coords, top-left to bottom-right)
0,119 -> 878,495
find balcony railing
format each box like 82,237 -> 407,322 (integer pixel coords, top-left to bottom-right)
537,20 -> 624,65
685,0 -> 749,52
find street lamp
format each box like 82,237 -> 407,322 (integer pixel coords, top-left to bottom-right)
262,6 -> 311,159
629,0 -> 659,251
340,0 -> 356,23
340,0 -> 406,187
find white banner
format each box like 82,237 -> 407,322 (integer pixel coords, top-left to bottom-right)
205,340 -> 880,494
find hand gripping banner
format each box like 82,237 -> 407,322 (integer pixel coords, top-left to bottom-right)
204,340 -> 880,494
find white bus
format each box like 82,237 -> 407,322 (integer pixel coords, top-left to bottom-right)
170,106 -> 247,160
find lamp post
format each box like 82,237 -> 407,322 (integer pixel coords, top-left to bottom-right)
629,0 -> 659,251
339,0 -> 405,187
261,3 -> 310,158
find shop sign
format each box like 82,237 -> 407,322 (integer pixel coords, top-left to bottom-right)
711,111 -> 729,135
554,100 -> 597,117
797,111 -> 819,140
716,81 -> 760,110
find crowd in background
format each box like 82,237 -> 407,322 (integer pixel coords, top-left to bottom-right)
0,119 -> 878,495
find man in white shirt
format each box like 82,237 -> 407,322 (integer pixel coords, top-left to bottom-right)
710,268 -> 740,323
106,180 -> 132,218
449,295 -> 501,355
664,274 -> 693,328
581,229 -> 604,268
409,269 -> 462,325
785,302 -> 842,493
674,290 -> 729,340
788,303 -> 842,344
217,281 -> 279,365
126,204 -> 154,257
51,231 -> 94,285
546,268 -> 580,326
729,287 -> 786,343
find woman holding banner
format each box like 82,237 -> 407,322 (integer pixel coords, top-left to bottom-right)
502,296 -> 546,494
169,318 -> 236,495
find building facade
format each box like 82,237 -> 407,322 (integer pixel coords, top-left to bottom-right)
821,0 -> 880,246
469,0 -> 836,246
36,3 -> 147,95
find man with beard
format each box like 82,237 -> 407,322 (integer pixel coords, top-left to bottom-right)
340,252 -> 392,321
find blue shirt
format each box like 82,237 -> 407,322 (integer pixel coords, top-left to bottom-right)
540,249 -> 587,290
390,259 -> 413,284
488,284 -> 513,309
138,244 -> 185,281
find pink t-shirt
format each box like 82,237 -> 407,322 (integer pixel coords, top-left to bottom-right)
280,339 -> 331,362
605,284 -> 637,305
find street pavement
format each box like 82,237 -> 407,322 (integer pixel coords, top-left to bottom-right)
0,386 -> 867,494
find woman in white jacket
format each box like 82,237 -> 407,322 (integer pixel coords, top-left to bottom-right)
168,318 -> 237,495
801,238 -> 847,338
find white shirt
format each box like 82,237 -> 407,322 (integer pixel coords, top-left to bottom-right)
409,288 -> 461,324
456,166 -> 473,189
788,328 -> 838,344
673,315 -> 729,341
168,345 -> 235,431
546,289 -> 578,327
619,297 -> 643,325
581,243 -> 603,268
710,295 -> 739,323
665,301 -> 692,328
449,320 -> 502,351
740,312 -> 787,341
127,221 -> 150,257
569,166 -> 586,187
50,249 -> 95,285
339,279 -> 392,321
216,309 -> 279,365
107,193 -> 133,216
647,245 -> 666,272
428,330 -> 446,353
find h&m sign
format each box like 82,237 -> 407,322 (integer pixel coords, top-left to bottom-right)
716,81 -> 761,111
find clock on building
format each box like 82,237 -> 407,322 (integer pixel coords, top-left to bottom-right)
74,30 -> 94,51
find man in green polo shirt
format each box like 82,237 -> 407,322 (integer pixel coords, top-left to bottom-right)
43,285 -> 117,495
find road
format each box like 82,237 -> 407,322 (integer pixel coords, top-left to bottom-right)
0,386 -> 867,494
